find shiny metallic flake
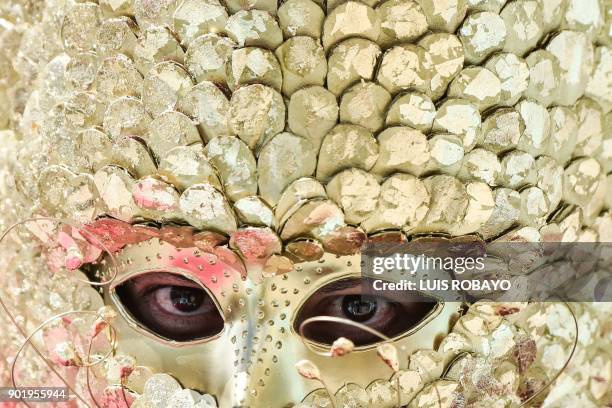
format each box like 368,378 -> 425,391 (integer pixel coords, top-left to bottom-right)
339,82 -> 391,133
316,124 -> 378,180
143,61 -> 194,116
228,84 -> 285,149
257,132 -> 317,205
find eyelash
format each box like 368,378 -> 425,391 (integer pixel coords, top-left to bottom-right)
115,273 -> 225,341
115,274 -> 437,344
317,295 -> 396,324
128,273 -> 202,296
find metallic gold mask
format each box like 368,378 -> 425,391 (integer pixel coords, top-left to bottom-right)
102,239 -> 460,406
0,0 -> 610,406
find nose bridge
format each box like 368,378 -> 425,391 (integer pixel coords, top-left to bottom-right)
225,254 -> 380,407
237,276 -> 313,407
217,278 -> 260,406
221,276 -> 302,407
237,256 -> 369,407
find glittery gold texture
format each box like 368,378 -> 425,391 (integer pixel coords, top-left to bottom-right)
0,0 -> 609,406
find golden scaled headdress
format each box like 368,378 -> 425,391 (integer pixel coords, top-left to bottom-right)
0,0 -> 610,407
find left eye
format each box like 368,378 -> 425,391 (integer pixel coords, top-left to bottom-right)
294,278 -> 437,346
154,286 -> 207,315
115,272 -> 224,341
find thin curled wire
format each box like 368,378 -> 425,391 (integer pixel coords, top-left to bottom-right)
0,218 -> 584,408
11,310 -> 118,408
436,301 -> 579,408
299,301 -> 579,408
299,316 -> 402,408
517,301 -> 579,407
85,323 -> 121,408
0,217 -> 124,408
299,315 -> 394,354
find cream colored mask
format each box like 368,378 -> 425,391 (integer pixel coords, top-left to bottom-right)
0,0 -> 610,407
98,233 -> 459,407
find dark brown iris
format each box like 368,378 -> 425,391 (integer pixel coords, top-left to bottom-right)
342,295 -> 377,322
294,277 -> 438,346
115,272 -> 224,341
170,286 -> 205,313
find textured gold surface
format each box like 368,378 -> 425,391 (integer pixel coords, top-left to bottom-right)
0,0 -> 609,406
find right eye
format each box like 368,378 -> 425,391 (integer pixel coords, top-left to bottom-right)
115,272 -> 224,342
294,278 -> 438,346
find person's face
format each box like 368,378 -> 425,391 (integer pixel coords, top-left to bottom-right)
92,221 -> 460,406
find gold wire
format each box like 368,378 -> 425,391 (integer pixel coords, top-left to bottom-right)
10,310 -> 119,408
299,315 -> 402,408
0,217 -> 121,407
517,301 -> 579,408
0,219 -> 585,408
300,300 -> 580,408
435,302 -> 580,408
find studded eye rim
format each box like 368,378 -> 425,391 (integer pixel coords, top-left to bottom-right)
107,269 -> 227,347
289,273 -> 446,352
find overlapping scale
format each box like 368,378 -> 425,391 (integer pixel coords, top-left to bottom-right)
225,10 -> 282,49
339,82 -> 391,132
1,1 -> 611,406
372,126 -> 430,176
287,86 -> 338,148
459,11 -> 506,64
184,34 -> 235,85
228,84 -> 285,149
143,61 -> 194,116
278,0 -> 324,39
425,133 -> 464,175
385,92 -> 435,132
257,131 -> 317,205
144,111 -> 202,161
226,46 -> 282,91
316,124 -> 378,180
158,144 -> 222,191
322,2 -> 380,50
485,52 -> 529,107
95,54 -> 142,102
275,36 -> 327,96
173,0 -> 229,47
5,0 -> 611,297
375,0 -> 427,48
134,27 -> 186,76
180,183 -> 237,232
97,16 -> 138,58
181,81 -> 231,141
103,96 -> 151,140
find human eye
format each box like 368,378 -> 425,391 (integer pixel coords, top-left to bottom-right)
293,278 -> 438,346
115,272 -> 224,342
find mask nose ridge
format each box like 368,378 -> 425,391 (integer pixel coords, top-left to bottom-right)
236,277 -> 314,407
220,279 -> 266,407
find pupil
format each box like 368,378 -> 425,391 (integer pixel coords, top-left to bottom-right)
342,295 -> 377,322
170,286 -> 204,312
